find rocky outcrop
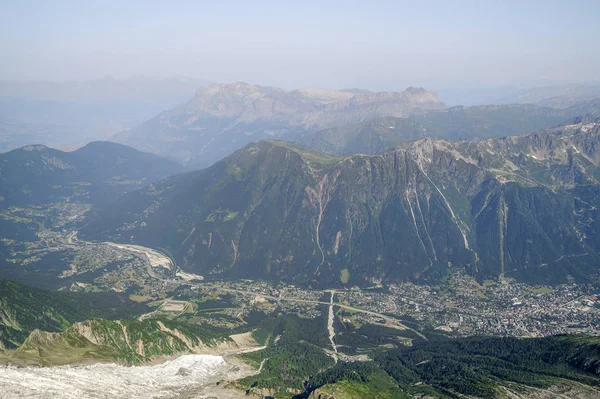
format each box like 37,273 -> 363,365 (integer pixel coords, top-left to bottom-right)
20,329 -> 62,349
308,390 -> 336,399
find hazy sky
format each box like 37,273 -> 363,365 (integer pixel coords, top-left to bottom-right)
1,0 -> 599,91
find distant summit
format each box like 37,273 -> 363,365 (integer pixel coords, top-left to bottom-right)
21,144 -> 50,152
115,82 -> 445,168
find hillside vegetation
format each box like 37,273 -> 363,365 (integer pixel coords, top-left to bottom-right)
302,335 -> 600,399
0,141 -> 182,208
82,118 -> 600,287
0,279 -> 148,348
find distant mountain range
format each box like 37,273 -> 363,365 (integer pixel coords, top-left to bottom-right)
0,141 -> 183,208
0,77 -> 207,152
114,82 -> 600,168
82,116 -> 600,286
300,100 -> 600,156
410,101 -> 600,140
515,83 -> 600,108
114,82 -> 444,168
3,79 -> 600,160
301,116 -> 428,155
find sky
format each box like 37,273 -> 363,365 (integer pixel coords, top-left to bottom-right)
1,0 -> 599,91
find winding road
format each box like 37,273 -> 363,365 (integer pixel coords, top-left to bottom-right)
216,287 -> 427,340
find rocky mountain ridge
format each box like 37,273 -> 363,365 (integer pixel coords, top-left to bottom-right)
165,82 -> 442,123
83,117 -> 600,286
115,82 -> 444,168
295,99 -> 600,157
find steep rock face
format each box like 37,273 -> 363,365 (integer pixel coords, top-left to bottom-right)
82,119 -> 600,286
312,87 -> 442,126
164,83 -> 443,126
115,82 -> 444,168
67,319 -> 209,358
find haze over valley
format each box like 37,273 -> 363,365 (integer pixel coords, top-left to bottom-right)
2,1 -> 600,398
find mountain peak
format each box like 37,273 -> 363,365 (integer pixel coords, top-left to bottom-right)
20,144 -> 50,152
404,87 -> 440,102
85,125 -> 600,287
405,86 -> 427,93
261,139 -> 343,164
74,140 -> 152,156
196,81 -> 266,96
118,82 -> 445,168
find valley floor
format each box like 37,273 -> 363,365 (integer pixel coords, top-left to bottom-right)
3,202 -> 600,398
3,202 -> 600,339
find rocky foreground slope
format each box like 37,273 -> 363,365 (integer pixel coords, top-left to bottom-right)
0,279 -> 148,349
0,317 -> 244,366
83,116 -> 600,286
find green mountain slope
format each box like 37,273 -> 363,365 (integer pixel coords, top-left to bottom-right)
239,312 -> 334,397
302,335 -> 600,399
81,117 -> 600,286
0,141 -> 183,208
301,116 -> 427,155
0,279 -> 148,348
1,317 -> 226,366
239,321 -> 600,398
